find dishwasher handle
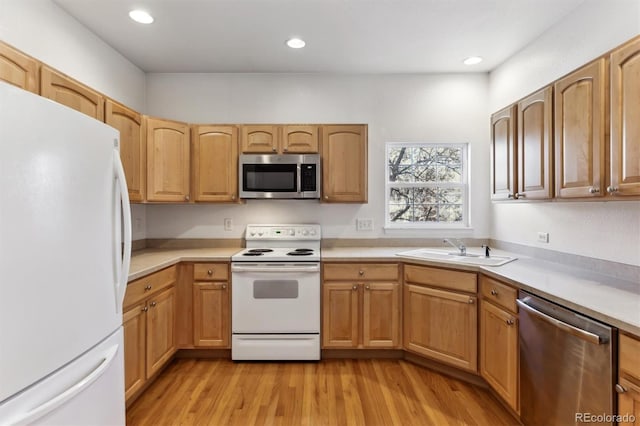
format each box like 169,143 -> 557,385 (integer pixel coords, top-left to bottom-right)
516,299 -> 606,345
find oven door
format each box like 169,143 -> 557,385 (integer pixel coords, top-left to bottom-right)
231,263 -> 320,333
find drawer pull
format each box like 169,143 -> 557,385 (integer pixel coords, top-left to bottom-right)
615,384 -> 627,394
358,270 -> 364,276
150,301 -> 157,307
207,269 -> 213,276
506,318 -> 514,326
144,285 -> 152,291
142,306 -> 148,312
490,289 -> 498,296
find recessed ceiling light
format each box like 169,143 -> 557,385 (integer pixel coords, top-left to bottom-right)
286,38 -> 306,49
129,10 -> 154,24
463,56 -> 483,65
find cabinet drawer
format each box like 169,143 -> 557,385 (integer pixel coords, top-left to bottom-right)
323,263 -> 399,281
404,264 -> 476,293
124,266 -> 177,309
620,333 -> 640,380
480,275 -> 518,313
193,263 -> 229,281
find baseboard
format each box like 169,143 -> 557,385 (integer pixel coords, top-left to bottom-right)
321,349 -> 404,359
175,348 -> 231,359
403,352 -> 487,388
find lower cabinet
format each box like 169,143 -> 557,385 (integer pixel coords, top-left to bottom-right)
403,264 -> 478,372
322,263 -> 401,349
192,263 -> 230,348
122,266 -> 177,403
618,334 -> 640,425
479,275 -> 519,413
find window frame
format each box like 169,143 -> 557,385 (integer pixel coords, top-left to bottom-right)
384,141 -> 470,229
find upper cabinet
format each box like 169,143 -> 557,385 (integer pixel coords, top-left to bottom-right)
145,117 -> 191,203
517,86 -> 554,200
282,125 -> 319,153
610,37 -> 640,197
40,66 -> 104,121
240,125 -> 319,154
490,106 -> 517,200
321,125 -> 368,203
0,41 -> 39,93
106,100 -> 145,203
192,125 -> 239,203
554,59 -> 607,198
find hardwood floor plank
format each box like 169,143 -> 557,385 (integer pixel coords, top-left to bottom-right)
127,359 -> 518,426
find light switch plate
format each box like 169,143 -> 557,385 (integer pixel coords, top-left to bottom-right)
356,218 -> 374,231
537,232 -> 549,243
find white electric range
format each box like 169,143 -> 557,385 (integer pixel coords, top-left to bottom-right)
231,224 -> 321,360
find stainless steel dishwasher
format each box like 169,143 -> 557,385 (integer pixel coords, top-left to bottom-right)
517,291 -> 617,426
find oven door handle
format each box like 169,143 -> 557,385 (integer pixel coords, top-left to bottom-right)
232,265 -> 320,273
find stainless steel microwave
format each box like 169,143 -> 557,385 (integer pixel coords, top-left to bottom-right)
239,154 -> 321,199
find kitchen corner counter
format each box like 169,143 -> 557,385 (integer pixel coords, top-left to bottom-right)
322,246 -> 640,336
129,247 -> 241,281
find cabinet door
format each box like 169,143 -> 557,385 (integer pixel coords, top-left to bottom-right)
106,100 -> 145,202
490,105 -> 517,200
240,125 -> 279,153
403,284 -> 477,372
123,303 -> 146,402
321,125 -> 368,203
0,41 -> 39,93
322,282 -> 359,348
193,282 -> 229,347
40,66 -> 104,121
618,378 -> 640,425
610,38 -> 640,197
282,125 -> 318,153
554,59 -> 606,198
146,117 -> 190,202
517,86 -> 553,200
480,301 -> 519,413
146,286 -> 176,377
192,125 -> 238,202
363,282 -> 400,348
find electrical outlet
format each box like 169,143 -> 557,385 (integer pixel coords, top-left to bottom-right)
537,232 -> 549,243
356,218 -> 374,231
224,218 -> 233,231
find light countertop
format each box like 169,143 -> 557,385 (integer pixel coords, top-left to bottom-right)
130,246 -> 640,335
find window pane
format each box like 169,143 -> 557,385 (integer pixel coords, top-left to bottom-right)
438,204 -> 463,223
414,204 -> 438,222
439,188 -> 463,204
388,146 -> 415,182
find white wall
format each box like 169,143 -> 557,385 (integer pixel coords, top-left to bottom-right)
145,73 -> 490,240
489,0 -> 640,266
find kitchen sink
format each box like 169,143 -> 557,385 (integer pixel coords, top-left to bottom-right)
396,248 -> 517,267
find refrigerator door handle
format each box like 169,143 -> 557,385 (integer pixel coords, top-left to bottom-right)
8,345 -> 119,426
114,149 -> 132,310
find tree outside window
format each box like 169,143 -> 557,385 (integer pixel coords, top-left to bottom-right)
386,143 -> 468,228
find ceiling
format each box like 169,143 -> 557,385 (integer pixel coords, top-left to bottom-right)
53,0 -> 585,74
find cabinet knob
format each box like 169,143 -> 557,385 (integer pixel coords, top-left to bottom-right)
142,306 -> 148,312
231,195 -> 236,200
150,301 -> 157,307
490,289 -> 498,296
207,269 -> 213,276
358,270 -> 364,276
365,285 -> 370,290
352,285 -> 358,291
588,187 -> 600,194
606,186 -> 619,194
616,384 -> 627,394
222,284 -> 227,289
283,148 -> 288,152
324,195 -> 329,200
506,318 -> 515,326
144,285 -> 152,291
515,193 -> 525,199
185,195 -> 190,201
272,148 -> 277,152
468,298 -> 475,304
507,193 -> 514,199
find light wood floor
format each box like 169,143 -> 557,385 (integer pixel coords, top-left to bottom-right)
126,358 -> 518,426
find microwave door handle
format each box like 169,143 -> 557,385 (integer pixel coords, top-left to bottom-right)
296,164 -> 302,196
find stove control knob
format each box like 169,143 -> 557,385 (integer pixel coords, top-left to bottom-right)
302,229 -> 309,236
258,231 -> 264,237
289,229 -> 295,236
310,229 -> 317,236
249,231 -> 256,237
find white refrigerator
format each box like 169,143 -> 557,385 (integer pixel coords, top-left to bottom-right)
0,81 -> 131,425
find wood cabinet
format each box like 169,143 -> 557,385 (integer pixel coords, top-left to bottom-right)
282,125 -> 318,153
106,100 -> 145,202
479,275 -> 519,413
122,266 -> 177,403
40,66 -> 104,121
610,37 -> 640,197
517,86 -> 554,200
0,41 -> 39,93
403,264 -> 477,372
618,333 -> 640,425
321,125 -> 368,203
145,117 -> 191,202
240,125 -> 279,153
322,263 -> 400,349
240,125 -> 319,154
554,59 -> 607,198
192,263 -> 230,347
490,105 -> 517,201
192,125 -> 239,202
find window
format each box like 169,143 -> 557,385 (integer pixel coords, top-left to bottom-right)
385,142 -> 469,228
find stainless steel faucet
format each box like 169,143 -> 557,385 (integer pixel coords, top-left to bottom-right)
443,238 -> 466,256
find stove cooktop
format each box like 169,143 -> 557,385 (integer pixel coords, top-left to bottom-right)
232,247 -> 320,262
